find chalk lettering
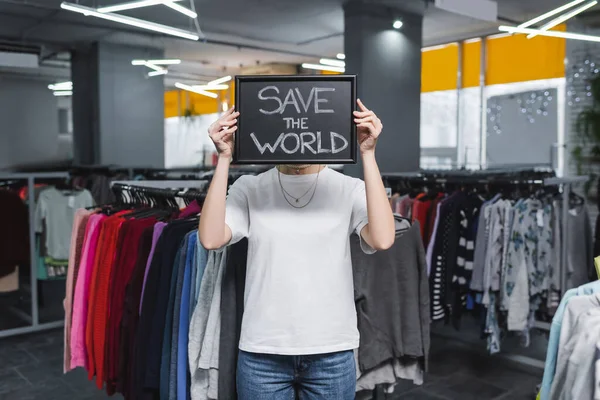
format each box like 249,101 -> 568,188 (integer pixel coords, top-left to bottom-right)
282,90 -> 301,114
314,88 -> 335,113
300,132 -> 317,154
249,131 -> 347,155
316,131 -> 331,153
330,131 -> 349,153
283,117 -> 308,130
258,86 -> 282,115
250,132 -> 284,154
281,133 -> 301,154
295,88 -> 315,113
257,86 -> 336,115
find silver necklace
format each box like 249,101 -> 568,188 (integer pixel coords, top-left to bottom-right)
277,168 -> 321,208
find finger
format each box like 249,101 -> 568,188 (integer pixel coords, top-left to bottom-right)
353,110 -> 372,118
357,122 -> 376,131
221,107 -> 235,117
219,118 -> 237,126
357,98 -> 369,112
212,125 -> 237,141
221,112 -> 239,122
221,125 -> 238,135
354,116 -> 375,124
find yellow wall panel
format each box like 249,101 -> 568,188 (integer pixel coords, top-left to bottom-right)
486,25 -> 566,85
188,92 -> 219,115
462,40 -> 481,88
421,43 -> 459,92
164,90 -> 182,119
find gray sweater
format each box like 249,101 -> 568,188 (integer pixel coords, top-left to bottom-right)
351,221 -> 430,373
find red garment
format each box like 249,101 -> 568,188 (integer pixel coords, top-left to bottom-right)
411,193 -> 431,241
104,217 -> 156,395
86,213 -> 127,386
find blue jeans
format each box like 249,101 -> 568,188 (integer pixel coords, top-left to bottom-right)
236,350 -> 356,400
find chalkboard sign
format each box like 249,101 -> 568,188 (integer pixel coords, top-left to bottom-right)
233,75 -> 357,164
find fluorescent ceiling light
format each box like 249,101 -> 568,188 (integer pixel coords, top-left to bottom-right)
163,1 -> 197,18
53,90 -> 73,97
301,63 -> 345,73
499,25 -> 600,42
319,58 -> 345,68
207,75 -> 232,85
60,2 -> 200,41
336,53 -> 345,60
98,0 -> 182,13
528,0 -> 597,38
146,58 -> 181,65
133,58 -> 181,65
393,20 -> 403,29
148,69 -> 168,77
48,81 -> 73,90
143,61 -> 165,72
192,84 -> 229,90
175,82 -> 218,98
518,0 -> 587,28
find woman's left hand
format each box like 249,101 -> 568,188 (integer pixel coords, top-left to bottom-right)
354,99 -> 383,155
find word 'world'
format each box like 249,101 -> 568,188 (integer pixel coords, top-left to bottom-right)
250,131 -> 349,155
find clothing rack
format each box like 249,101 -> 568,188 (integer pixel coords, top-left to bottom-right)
0,172 -> 70,338
380,171 -> 589,374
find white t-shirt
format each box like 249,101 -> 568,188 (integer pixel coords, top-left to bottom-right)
225,166 -> 374,355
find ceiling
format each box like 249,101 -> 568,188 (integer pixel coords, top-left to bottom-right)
0,0 -> 588,87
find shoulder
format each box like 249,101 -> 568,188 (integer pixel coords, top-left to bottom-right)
325,168 -> 364,191
229,169 -> 274,193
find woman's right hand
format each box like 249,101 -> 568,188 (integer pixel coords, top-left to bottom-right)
208,107 -> 239,159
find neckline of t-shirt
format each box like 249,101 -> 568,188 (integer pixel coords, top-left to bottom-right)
273,166 -> 330,182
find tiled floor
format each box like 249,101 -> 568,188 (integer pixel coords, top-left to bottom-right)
0,328 -> 542,400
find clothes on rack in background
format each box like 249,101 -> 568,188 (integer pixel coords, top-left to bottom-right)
34,187 -> 94,280
388,171 -> 594,356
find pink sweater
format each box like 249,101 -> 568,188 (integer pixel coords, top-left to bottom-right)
63,209 -> 93,373
69,213 -> 106,370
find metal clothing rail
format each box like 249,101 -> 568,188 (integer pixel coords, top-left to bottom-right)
0,172 -> 70,339
110,180 -> 208,189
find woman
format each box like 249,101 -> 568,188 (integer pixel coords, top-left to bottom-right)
199,99 -> 395,399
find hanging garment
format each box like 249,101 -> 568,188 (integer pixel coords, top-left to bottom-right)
0,190 -> 29,278
87,214 -> 127,388
70,213 -> 106,370
351,221 -> 430,373
177,232 -> 200,400
566,203 -> 594,288
117,225 -> 155,397
549,293 -> 600,399
539,281 -> 600,400
161,234 -> 190,399
218,238 -> 248,400
430,192 -> 466,321
137,219 -> 197,395
105,217 -> 157,395
63,209 -> 93,373
34,187 -> 94,260
189,250 -> 226,400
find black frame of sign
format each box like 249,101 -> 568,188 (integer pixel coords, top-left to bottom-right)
233,74 -> 358,165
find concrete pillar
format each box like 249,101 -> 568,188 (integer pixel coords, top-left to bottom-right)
343,1 -> 422,177
71,42 -> 165,167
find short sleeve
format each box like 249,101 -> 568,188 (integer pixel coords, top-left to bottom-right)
224,177 -> 250,247
350,179 -> 376,255
34,192 -> 47,233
